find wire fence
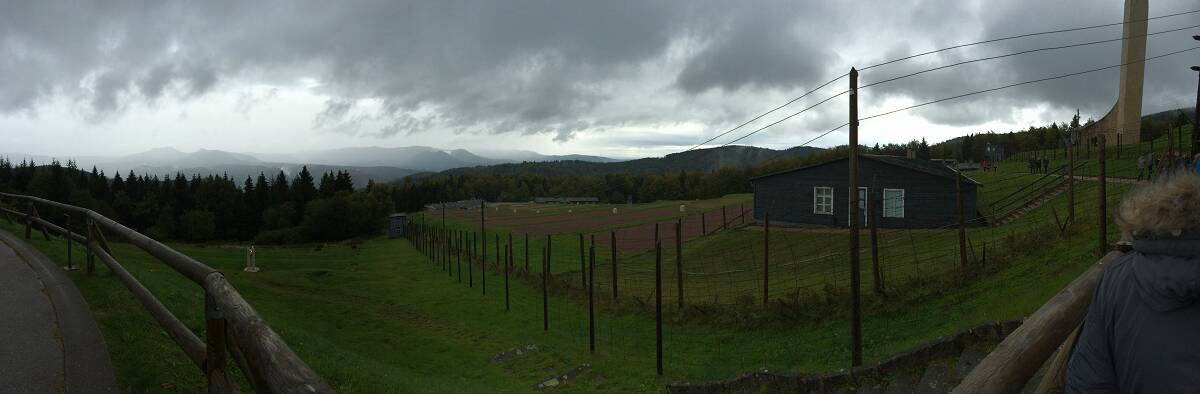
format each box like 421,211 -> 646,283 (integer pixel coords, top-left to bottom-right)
391,8 -> 1196,382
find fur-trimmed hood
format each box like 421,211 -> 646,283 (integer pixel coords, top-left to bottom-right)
1116,171 -> 1200,239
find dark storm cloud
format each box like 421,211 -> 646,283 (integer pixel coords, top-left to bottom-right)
0,0 -> 1196,144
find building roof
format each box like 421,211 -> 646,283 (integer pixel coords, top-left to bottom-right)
750,154 -> 981,185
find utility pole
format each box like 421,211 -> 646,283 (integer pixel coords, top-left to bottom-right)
848,67 -> 863,368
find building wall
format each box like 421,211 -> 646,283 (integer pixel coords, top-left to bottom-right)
752,159 -> 979,228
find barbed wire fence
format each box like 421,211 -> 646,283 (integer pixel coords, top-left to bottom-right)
395,9 -> 1198,381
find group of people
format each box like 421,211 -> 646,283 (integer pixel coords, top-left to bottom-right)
1136,152 -> 1200,181
1027,157 -> 1052,174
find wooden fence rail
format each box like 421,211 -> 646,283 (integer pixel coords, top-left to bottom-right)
954,251 -> 1121,393
0,192 -> 332,394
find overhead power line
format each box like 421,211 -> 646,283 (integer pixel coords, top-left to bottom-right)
859,46 -> 1200,123
684,72 -> 847,152
859,8 -> 1200,71
685,8 -> 1199,151
860,23 -> 1200,90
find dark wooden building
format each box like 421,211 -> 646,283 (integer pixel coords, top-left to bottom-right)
750,155 -> 981,228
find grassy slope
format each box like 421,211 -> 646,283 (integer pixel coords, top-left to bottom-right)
0,171 -> 1121,393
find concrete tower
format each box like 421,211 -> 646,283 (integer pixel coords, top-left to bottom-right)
1080,0 -> 1148,145
1114,0 -> 1148,144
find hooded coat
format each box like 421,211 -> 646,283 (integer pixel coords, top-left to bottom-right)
1066,232 -> 1200,393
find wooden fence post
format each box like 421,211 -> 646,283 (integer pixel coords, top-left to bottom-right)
741,203 -> 745,225
722,205 -> 727,230
611,230 -> 618,299
655,240 -> 663,376
86,219 -> 95,276
64,213 -> 74,271
1068,137 -> 1075,224
957,171 -> 968,269
1098,134 -> 1108,257
848,67 -> 863,367
763,212 -> 770,306
457,231 -> 462,283
870,187 -> 883,296
675,219 -> 683,309
24,201 -> 32,239
701,212 -> 706,236
205,291 -> 235,392
468,232 -> 474,288
579,233 -> 586,289
588,235 -> 595,353
542,242 -> 549,331
505,233 -> 511,311
481,201 -> 486,294
525,233 -> 529,273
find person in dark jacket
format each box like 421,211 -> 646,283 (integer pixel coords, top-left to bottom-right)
1067,171 -> 1200,393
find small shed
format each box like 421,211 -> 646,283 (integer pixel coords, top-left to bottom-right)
750,154 -> 981,229
388,213 -> 408,238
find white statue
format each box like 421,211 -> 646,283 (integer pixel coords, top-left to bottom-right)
612,208 -> 618,214
679,204 -> 686,213
244,245 -> 260,273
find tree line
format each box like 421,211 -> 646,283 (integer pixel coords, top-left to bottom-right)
0,112 -> 1132,244
0,158 -> 394,244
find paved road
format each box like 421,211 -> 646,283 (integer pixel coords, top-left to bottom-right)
0,230 -> 117,393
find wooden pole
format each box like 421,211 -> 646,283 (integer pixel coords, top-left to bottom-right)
86,219 -> 95,276
588,235 -> 595,353
505,233 -> 511,311
741,203 -> 745,225
468,232 -> 474,288
655,240 -> 663,376
579,233 -> 586,289
870,186 -> 882,296
848,67 -> 863,367
542,244 -> 549,331
457,231 -> 462,283
957,171 -> 968,269
65,213 -> 73,270
763,212 -> 770,305
1098,134 -> 1108,257
701,212 -> 706,235
611,230 -> 618,299
1068,136 -> 1075,224
525,233 -> 529,272
24,201 -> 32,239
722,205 -> 727,230
481,201 -> 486,295
675,219 -> 683,309
205,292 -> 236,392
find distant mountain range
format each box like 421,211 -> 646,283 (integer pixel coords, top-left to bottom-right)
436,145 -> 825,178
1,146 -> 624,188
3,144 -> 822,186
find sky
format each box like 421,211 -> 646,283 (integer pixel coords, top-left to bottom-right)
0,0 -> 1197,160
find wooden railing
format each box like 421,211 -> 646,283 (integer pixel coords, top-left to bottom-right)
0,192 -> 332,393
954,251 -> 1122,393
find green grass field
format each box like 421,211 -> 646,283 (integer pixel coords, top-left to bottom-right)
0,159 -> 1137,391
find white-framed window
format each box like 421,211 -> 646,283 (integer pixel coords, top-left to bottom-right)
883,188 -> 905,218
813,186 -> 833,215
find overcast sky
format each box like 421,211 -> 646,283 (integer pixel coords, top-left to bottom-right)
1,0 -> 1197,159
